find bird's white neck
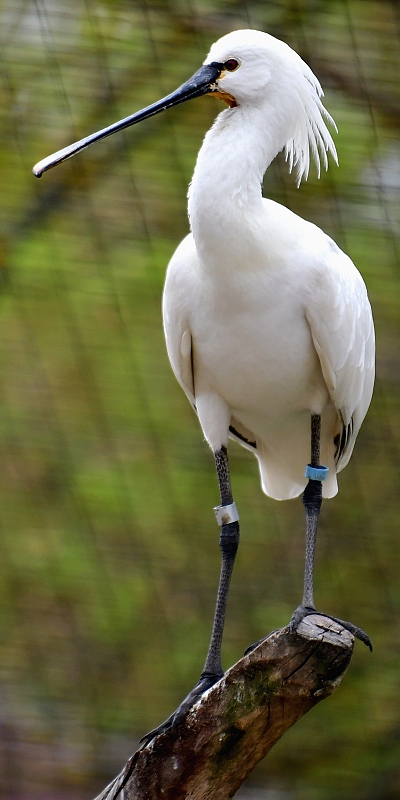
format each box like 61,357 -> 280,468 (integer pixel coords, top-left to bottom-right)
188,103 -> 288,270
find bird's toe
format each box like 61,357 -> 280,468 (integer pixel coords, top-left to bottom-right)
139,671 -> 223,747
244,631 -> 279,656
289,604 -> 317,634
289,605 -> 372,651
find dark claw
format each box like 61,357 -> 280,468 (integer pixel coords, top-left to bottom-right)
244,630 -> 279,656
289,604 -> 317,635
244,639 -> 263,656
290,605 -> 373,652
328,615 -> 373,651
139,671 -> 223,746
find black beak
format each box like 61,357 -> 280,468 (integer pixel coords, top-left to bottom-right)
32,62 -> 223,177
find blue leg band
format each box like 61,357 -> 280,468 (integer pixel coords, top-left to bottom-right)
305,464 -> 329,481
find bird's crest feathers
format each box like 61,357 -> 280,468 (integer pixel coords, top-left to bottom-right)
207,30 -> 338,185
284,66 -> 338,185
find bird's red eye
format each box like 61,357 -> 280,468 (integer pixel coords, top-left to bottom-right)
224,58 -> 239,72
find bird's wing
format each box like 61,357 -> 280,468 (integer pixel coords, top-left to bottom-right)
304,241 -> 375,470
162,234 -> 196,410
93,768 -> 126,800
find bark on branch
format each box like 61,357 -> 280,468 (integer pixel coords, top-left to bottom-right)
95,616 -> 354,800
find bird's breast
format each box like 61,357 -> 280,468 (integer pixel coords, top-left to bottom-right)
190,268 -> 328,426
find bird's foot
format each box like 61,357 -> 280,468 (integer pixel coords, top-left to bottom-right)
243,631 -> 280,656
289,605 -> 373,651
139,670 -> 223,747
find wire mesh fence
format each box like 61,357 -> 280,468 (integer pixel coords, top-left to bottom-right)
0,0 -> 400,797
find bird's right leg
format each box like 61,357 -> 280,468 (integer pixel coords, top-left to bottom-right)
290,414 -> 372,650
139,446 -> 239,746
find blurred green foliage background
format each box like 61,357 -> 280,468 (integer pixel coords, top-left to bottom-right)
0,0 -> 400,797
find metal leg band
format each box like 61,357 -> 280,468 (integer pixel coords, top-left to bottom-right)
305,464 -> 329,481
214,502 -> 240,526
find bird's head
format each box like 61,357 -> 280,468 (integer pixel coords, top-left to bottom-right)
205,29 -> 292,107
204,30 -> 338,182
33,28 -> 337,183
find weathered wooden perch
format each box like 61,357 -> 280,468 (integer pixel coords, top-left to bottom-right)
95,616 -> 354,800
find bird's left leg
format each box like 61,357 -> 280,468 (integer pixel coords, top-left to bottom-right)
290,414 -> 372,650
139,446 -> 239,746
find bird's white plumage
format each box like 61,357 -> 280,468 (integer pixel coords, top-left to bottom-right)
205,29 -> 338,183
163,29 -> 374,501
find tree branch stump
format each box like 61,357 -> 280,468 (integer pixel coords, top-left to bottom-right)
95,616 -> 354,800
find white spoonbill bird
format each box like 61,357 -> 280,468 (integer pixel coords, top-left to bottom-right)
33,28 -> 375,743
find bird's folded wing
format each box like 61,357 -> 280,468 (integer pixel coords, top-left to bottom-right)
304,248 -> 375,465
162,237 -> 197,410
163,318 -> 196,409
